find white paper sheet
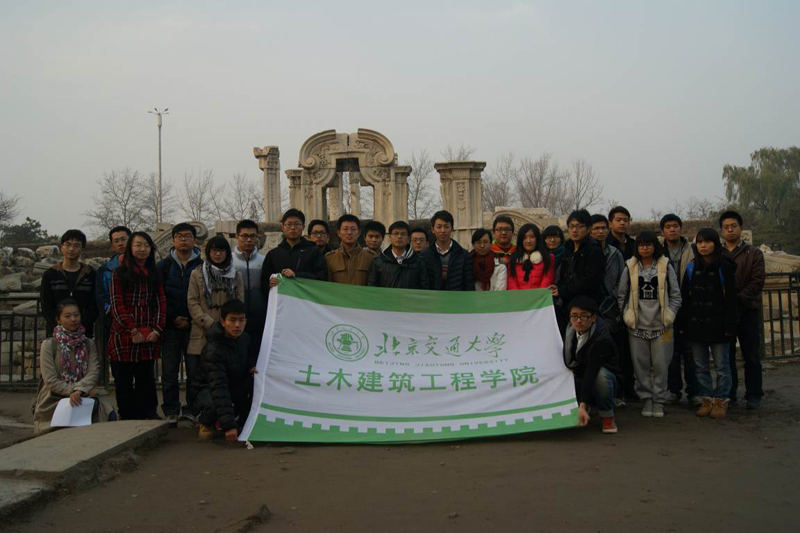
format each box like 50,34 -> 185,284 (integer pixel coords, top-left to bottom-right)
50,397 -> 94,427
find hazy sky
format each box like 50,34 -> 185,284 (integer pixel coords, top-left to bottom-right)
2,0 -> 798,235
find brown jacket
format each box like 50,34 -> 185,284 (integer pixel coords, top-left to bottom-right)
187,267 -> 245,354
725,241 -> 765,310
33,337 -> 112,434
325,246 -> 376,285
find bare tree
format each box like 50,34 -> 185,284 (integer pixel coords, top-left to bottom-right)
405,150 -> 439,220
86,169 -> 147,232
648,206 -> 664,223
482,152 -> 517,212
683,196 -> 721,220
441,143 -> 477,162
0,191 -> 20,226
181,169 -> 220,224
141,172 -> 178,228
222,173 -> 263,221
516,153 -> 566,214
603,197 -> 620,215
561,158 -> 604,213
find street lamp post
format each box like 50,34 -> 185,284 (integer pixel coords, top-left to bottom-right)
148,108 -> 169,224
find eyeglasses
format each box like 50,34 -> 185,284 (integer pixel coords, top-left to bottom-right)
569,313 -> 593,321
238,233 -> 258,240
310,231 -> 328,237
62,243 -> 83,250
284,222 -> 303,228
494,227 -> 513,233
638,243 -> 654,248
721,224 -> 739,231
174,233 -> 194,241
567,224 -> 586,230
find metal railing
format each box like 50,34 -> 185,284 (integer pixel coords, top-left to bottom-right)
0,294 -> 44,388
763,272 -> 800,360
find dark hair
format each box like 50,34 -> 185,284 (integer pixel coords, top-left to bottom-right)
171,222 -> 197,238
634,231 -> 664,261
492,215 -> 515,233
364,221 -> 386,237
718,210 -> 743,228
388,221 -> 411,235
236,219 -> 258,234
60,229 -> 86,247
608,206 -> 632,221
471,228 -> 491,244
542,225 -> 565,243
308,220 -> 330,235
220,299 -> 247,320
430,210 -> 455,228
205,236 -> 232,268
590,214 -> 609,227
337,214 -> 361,230
509,223 -> 551,276
117,231 -> 160,290
694,227 -> 723,264
659,213 -> 683,229
282,208 -> 306,225
108,226 -> 131,242
569,296 -> 599,316
566,209 -> 592,228
410,227 -> 429,240
55,298 -> 80,318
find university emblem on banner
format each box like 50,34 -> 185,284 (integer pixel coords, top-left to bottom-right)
325,324 -> 370,362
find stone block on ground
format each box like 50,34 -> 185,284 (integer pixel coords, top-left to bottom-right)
12,301 -> 37,314
0,478 -> 53,519
0,273 -> 23,292
35,246 -> 60,260
14,248 -> 37,261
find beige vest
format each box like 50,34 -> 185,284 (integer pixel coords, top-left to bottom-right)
622,256 -> 675,329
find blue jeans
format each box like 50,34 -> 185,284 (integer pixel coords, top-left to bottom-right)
691,342 -> 731,399
576,367 -> 618,418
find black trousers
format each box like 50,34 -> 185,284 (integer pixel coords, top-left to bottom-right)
111,360 -> 159,420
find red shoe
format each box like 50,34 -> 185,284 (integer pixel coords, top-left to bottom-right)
601,417 -> 618,434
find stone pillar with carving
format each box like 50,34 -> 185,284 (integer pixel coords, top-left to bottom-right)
435,161 -> 486,245
286,169 -> 302,212
328,173 -> 344,221
253,146 -> 281,223
348,172 -> 362,217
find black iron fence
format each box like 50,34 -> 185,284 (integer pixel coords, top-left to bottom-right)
1,272 -> 798,388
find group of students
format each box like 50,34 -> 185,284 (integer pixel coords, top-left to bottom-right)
32,204 -> 765,440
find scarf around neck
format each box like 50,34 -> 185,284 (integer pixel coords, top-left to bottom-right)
518,251 -> 543,282
203,261 -> 237,305
471,250 -> 495,291
53,324 -> 88,384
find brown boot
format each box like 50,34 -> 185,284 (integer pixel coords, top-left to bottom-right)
710,398 -> 729,419
198,424 -> 216,441
696,397 -> 713,417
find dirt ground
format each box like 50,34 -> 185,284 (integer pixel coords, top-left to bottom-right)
2,362 -> 799,533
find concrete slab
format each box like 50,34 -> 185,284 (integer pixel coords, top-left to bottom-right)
0,478 -> 53,518
0,420 -> 167,484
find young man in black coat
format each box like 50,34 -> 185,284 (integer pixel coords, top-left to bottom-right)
195,299 -> 255,442
554,209 -> 606,308
260,209 -> 328,299
419,210 -> 474,291
563,296 -> 622,434
367,221 -> 430,289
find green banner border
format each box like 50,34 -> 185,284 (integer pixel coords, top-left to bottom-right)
247,407 -> 579,444
277,277 -> 554,314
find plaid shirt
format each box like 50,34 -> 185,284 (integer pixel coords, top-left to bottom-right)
107,271 -> 166,363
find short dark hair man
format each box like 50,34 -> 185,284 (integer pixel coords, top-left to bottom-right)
308,219 -> 332,255
658,213 -> 698,405
41,229 -> 97,338
491,216 -> 516,265
419,210 -> 474,291
367,221 -> 430,289
232,219 -> 267,369
195,299 -> 254,443
607,206 -> 635,260
563,296 -> 622,434
156,222 -> 204,426
326,214 -> 376,285
554,210 -> 606,308
590,214 -> 625,298
409,228 -> 429,253
363,221 -> 386,256
260,209 -> 327,298
96,226 -> 131,318
719,210 -> 765,409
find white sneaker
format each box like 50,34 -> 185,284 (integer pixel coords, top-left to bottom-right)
641,399 -> 654,417
652,403 -> 665,418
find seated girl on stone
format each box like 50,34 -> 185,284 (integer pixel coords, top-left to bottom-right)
33,299 -> 115,434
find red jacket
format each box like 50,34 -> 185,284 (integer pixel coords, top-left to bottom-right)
507,253 -> 555,290
107,270 -> 166,363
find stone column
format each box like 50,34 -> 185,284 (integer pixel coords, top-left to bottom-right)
328,173 -> 344,221
348,172 -> 362,217
254,146 -> 281,223
435,161 -> 486,245
286,169 -> 302,210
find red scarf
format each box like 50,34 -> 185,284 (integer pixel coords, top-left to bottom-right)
471,250 -> 495,291
491,242 -> 516,257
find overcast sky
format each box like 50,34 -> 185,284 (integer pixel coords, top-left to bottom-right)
2,0 -> 798,235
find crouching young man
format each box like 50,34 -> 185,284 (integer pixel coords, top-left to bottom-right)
194,299 -> 256,442
563,296 -> 623,434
